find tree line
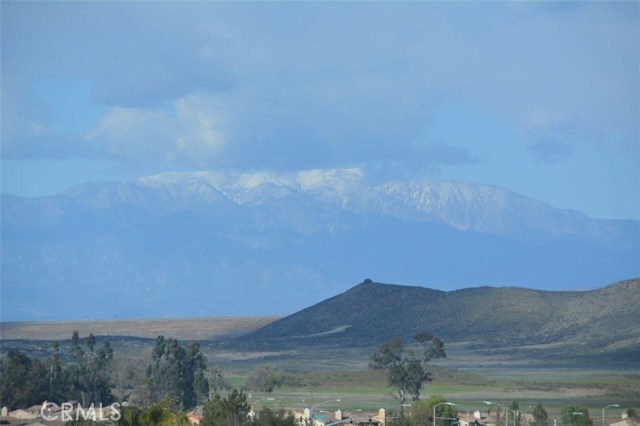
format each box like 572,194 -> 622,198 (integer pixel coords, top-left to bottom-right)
1,332 -> 294,413
5,330 -> 434,412
0,332 -> 211,411
0,331 -> 114,410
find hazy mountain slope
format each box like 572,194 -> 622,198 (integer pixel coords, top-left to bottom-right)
36,169 -> 638,248
375,180 -> 638,248
1,170 -> 638,321
237,279 -> 640,352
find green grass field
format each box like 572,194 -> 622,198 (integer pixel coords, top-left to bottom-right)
208,344 -> 639,416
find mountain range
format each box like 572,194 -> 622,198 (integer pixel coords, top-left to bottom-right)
1,168 -> 638,321
235,278 -> 640,361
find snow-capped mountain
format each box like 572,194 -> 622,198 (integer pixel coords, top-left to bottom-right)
2,169 -> 638,321
55,168 -> 637,247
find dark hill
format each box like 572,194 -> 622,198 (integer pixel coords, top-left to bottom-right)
235,279 -> 640,353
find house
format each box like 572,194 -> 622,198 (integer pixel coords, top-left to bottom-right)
29,419 -> 67,426
350,408 -> 386,426
610,414 -> 638,426
294,408 -> 386,426
457,411 -> 496,426
0,416 -> 66,426
7,410 -> 38,421
0,416 -> 29,426
186,406 -> 204,425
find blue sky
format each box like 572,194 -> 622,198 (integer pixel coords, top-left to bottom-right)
1,1 -> 638,220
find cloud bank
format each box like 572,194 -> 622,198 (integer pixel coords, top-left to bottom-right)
2,1 -> 638,218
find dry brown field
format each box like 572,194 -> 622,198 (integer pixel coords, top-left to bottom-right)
0,316 -> 279,341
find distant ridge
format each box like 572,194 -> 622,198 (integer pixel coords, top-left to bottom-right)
236,279 -> 640,355
2,169 -> 638,320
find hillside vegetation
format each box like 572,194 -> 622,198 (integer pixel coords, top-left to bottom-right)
236,279 -> 640,359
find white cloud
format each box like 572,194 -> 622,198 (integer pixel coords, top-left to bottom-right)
87,93 -> 227,166
5,1 -> 637,167
171,94 -> 227,163
2,1 -> 638,218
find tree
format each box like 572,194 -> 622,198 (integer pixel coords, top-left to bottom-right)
86,333 -> 96,352
140,400 -> 182,426
145,336 -> 210,410
0,350 -> 49,409
186,342 -> 210,406
66,331 -> 114,406
414,332 -> 446,361
245,365 -> 285,395
111,356 -> 146,403
626,409 -> 639,425
252,408 -> 297,426
1,333 -> 116,410
416,395 -> 458,426
118,405 -> 143,426
510,402 -> 524,426
201,389 -> 250,426
209,365 -> 231,393
117,400 -> 189,426
559,407 -> 593,426
48,340 -> 70,402
532,403 -> 548,426
369,333 -> 446,403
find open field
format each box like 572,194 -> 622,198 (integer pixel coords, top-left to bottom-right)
208,346 -> 640,413
1,317 -> 639,416
0,316 -> 278,341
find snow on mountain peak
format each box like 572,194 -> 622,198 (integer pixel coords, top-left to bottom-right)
296,168 -> 364,191
233,172 -> 292,191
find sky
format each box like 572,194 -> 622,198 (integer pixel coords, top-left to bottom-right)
1,1 -> 639,220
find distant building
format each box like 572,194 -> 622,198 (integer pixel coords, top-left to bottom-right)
294,408 -> 386,426
457,411 -> 496,426
186,406 -> 204,425
610,413 -> 638,426
7,410 -> 39,421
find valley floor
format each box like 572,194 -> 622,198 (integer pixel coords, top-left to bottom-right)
1,318 -> 638,416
